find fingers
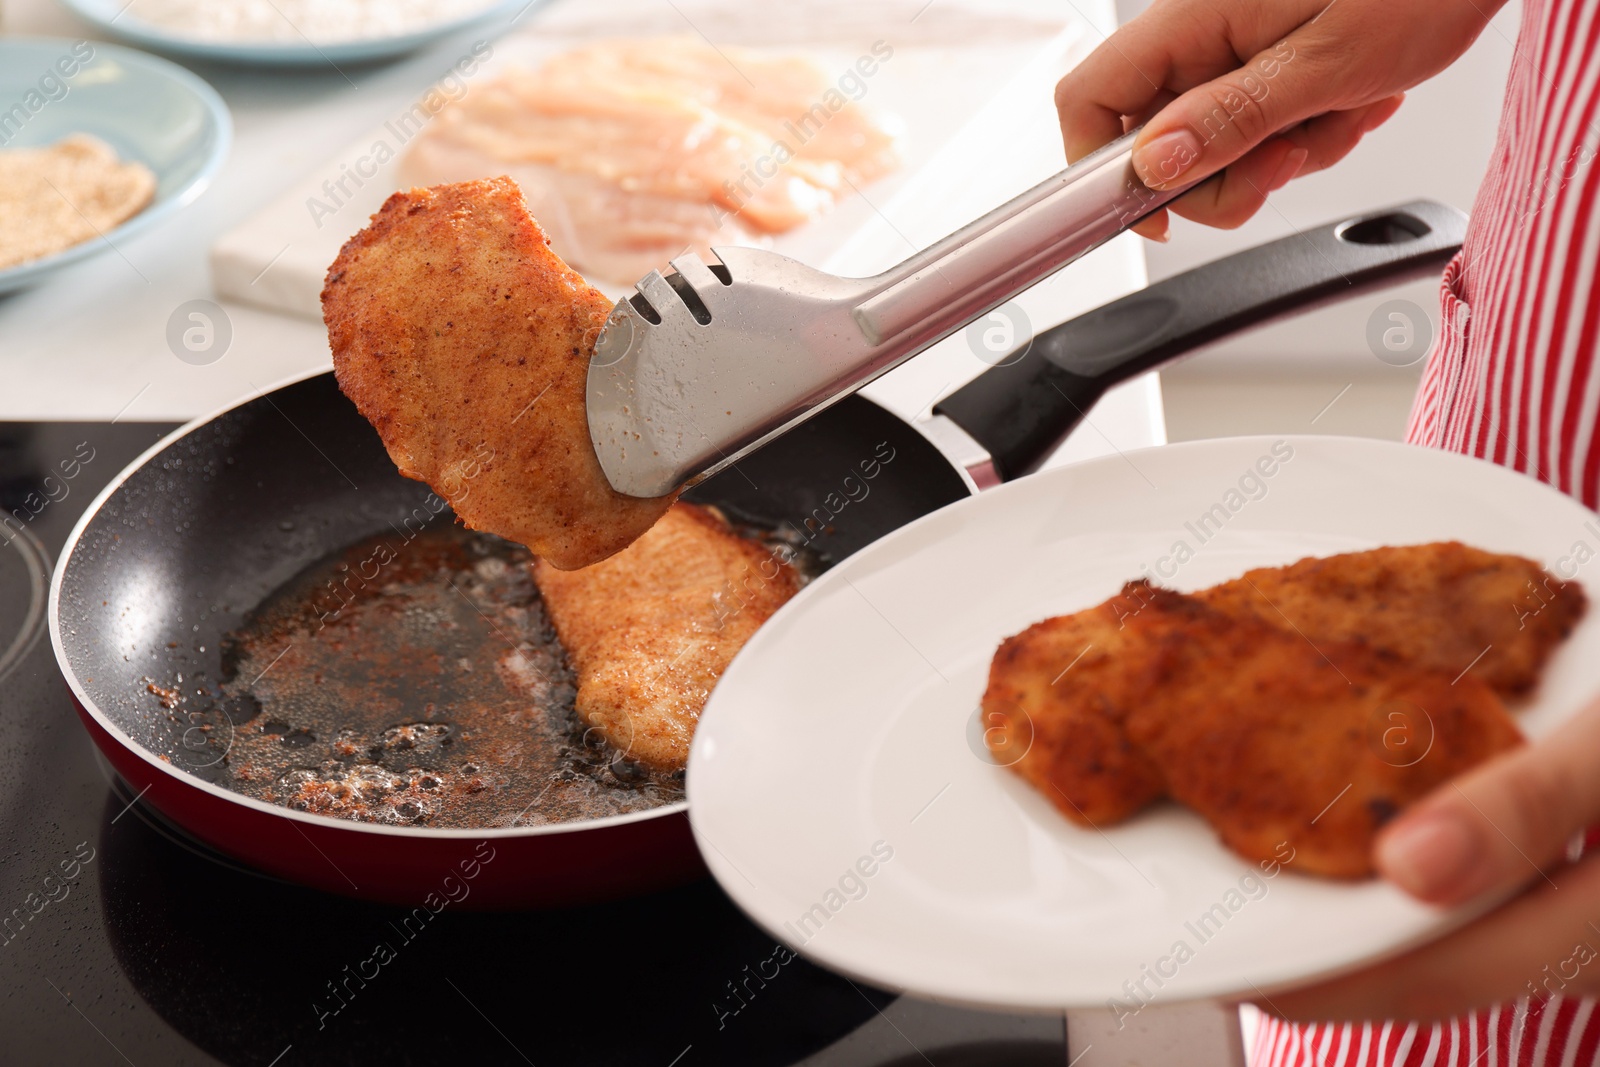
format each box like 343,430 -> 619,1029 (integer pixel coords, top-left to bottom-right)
1056,0 -> 1407,232
1056,0 -> 1335,162
1055,26 -> 1177,163
1056,77 -> 1136,166
1132,209 -> 1171,242
1055,0 -> 1270,161
1127,0 -> 1416,193
1376,693 -> 1600,906
1131,27 -> 1334,189
1282,94 -> 1405,177
1160,95 -> 1403,228
1256,855 -> 1600,1022
1165,138 -> 1306,229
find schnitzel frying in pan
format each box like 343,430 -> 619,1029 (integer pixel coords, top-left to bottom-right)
984,543 -> 1585,878
323,179 -> 792,777
533,503 -> 801,773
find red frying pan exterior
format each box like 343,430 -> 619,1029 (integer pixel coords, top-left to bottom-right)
49,371 -> 973,908
71,695 -> 704,908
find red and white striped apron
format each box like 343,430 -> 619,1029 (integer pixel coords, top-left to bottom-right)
1257,0 -> 1600,1061
1254,999 -> 1600,1067
1407,0 -> 1600,504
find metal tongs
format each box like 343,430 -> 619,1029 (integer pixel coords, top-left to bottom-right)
586,129 -> 1192,499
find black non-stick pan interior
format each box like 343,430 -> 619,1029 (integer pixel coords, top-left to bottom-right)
53,373 -> 972,786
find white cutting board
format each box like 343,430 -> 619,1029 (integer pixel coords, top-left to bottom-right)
212,0 -> 1090,318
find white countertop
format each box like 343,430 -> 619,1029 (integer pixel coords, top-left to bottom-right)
0,0 -> 1162,473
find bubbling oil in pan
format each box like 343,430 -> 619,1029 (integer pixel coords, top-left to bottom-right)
212,525 -> 684,828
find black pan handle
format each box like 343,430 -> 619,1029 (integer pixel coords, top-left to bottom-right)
933,199 -> 1468,481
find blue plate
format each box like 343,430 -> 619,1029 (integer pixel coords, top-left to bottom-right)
57,0 -> 531,67
0,37 -> 230,295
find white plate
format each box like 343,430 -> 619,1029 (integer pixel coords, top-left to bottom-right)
58,0 -> 530,66
688,435 -> 1600,1011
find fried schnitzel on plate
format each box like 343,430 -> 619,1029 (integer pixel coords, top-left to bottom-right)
686,435 -> 1600,1010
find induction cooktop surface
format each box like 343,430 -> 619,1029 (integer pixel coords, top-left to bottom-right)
0,419 -> 1064,1067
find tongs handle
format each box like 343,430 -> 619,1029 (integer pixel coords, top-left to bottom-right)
852,129 -> 1189,349
934,199 -> 1469,479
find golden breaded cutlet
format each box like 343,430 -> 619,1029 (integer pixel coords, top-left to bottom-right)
981,581 -> 1168,826
533,503 -> 801,772
1199,542 -> 1585,698
322,178 -> 675,571
1121,589 -> 1524,878
987,578 -> 1528,878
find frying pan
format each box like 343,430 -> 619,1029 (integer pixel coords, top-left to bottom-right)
48,200 -> 1466,909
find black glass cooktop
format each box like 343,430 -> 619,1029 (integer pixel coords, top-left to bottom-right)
0,420 -> 1064,1067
